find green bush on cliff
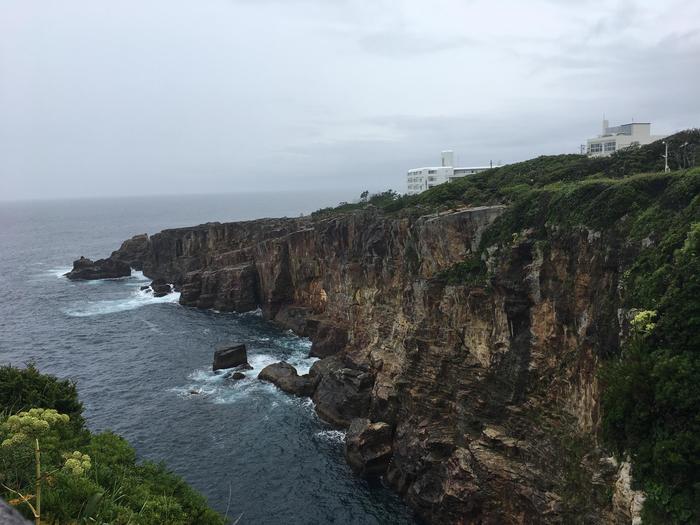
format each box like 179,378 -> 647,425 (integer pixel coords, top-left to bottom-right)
601,222 -> 700,524
436,255 -> 489,286
0,364 -> 225,525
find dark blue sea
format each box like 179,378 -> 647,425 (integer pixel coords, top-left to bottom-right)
0,192 -> 416,525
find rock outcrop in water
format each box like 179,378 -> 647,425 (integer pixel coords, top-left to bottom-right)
258,362 -> 316,396
65,256 -> 131,280
101,205 -> 642,524
213,343 -> 248,371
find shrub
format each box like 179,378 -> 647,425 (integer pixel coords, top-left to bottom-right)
0,366 -> 225,525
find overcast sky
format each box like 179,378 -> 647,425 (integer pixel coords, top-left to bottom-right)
1,0 -> 699,200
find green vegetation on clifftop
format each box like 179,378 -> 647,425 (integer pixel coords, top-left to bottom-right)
315,129 -> 700,523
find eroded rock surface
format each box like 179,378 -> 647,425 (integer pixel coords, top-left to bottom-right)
111,233 -> 149,270
101,205 -> 637,523
345,418 -> 393,477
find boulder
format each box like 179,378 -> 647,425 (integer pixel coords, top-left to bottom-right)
345,418 -> 394,477
258,362 -> 317,396
149,278 -> 172,297
65,256 -> 131,280
212,343 -> 248,371
227,372 -> 247,381
310,356 -> 374,428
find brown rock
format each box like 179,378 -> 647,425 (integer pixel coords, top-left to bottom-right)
345,418 -> 393,477
311,357 -> 373,428
258,362 -> 316,396
309,320 -> 348,358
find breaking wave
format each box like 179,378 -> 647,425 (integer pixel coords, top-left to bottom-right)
63,288 -> 180,317
172,343 -> 318,405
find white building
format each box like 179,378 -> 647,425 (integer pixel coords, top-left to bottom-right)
586,120 -> 666,157
406,151 -> 497,195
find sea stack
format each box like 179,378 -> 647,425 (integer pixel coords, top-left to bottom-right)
65,256 -> 131,280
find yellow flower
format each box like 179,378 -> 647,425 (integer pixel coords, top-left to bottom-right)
631,309 -> 656,336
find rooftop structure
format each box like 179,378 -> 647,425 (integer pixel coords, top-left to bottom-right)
406,151 -> 499,195
586,119 -> 666,157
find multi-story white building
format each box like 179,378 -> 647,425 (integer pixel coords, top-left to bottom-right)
586,120 -> 666,157
406,151 -> 497,195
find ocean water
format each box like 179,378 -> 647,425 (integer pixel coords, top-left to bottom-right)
0,193 -> 416,525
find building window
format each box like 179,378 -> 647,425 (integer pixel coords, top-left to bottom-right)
428,169 -> 436,174
604,141 -> 616,152
589,143 -> 603,153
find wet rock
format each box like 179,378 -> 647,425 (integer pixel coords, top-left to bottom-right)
65,256 -> 131,280
345,418 -> 394,477
213,343 -> 248,371
227,372 -> 247,381
258,362 -> 317,396
311,357 -> 374,428
150,278 -> 172,297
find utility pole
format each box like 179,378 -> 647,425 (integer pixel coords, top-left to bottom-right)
680,142 -> 689,169
662,141 -> 670,173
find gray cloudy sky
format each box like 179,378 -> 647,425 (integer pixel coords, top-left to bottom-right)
1,0 -> 699,200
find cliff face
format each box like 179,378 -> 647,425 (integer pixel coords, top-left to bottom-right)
112,206 -> 639,524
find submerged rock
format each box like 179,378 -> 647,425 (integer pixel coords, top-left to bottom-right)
65,256 -> 131,280
228,371 -> 247,381
345,418 -> 393,477
258,362 -> 317,396
212,343 -> 248,371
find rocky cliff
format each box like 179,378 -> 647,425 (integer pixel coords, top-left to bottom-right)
110,205 -> 642,524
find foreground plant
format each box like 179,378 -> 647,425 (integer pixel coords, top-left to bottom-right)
0,365 -> 225,524
2,408 -> 91,525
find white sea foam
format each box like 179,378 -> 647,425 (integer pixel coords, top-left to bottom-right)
172,346 -> 318,406
128,270 -> 150,283
315,430 -> 346,444
49,266 -> 72,278
238,308 -> 263,318
63,289 -> 180,317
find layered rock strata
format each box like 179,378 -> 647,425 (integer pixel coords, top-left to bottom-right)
105,206 -> 640,524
